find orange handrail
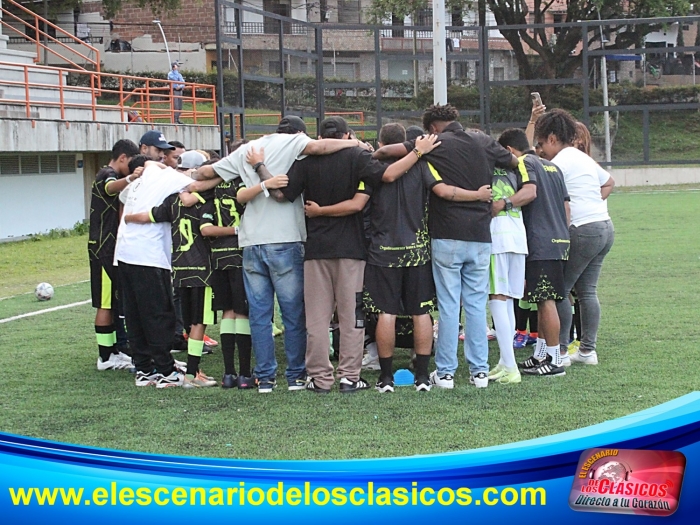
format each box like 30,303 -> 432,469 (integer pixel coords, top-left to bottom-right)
1,0 -> 100,72
0,61 -> 217,125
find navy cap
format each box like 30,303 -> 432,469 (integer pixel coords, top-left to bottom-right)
139,130 -> 174,150
276,116 -> 307,134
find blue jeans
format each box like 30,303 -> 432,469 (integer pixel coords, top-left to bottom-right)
557,219 -> 615,353
243,243 -> 306,384
431,239 -> 491,376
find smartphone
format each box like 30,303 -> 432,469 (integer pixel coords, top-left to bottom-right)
531,92 -> 543,107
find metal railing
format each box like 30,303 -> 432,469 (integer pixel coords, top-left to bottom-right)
224,21 -> 310,35
1,0 -> 100,72
0,61 -> 217,125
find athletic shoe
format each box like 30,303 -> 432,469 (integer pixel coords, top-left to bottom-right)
288,376 -> 309,391
258,379 -> 276,393
522,359 -> 566,377
568,340 -> 581,355
458,329 -> 465,341
375,377 -> 395,393
171,336 -> 187,353
361,351 -> 381,371
203,335 -> 218,347
237,375 -> 256,389
469,372 -> 489,388
202,345 -> 214,355
560,354 -> 571,367
173,359 -> 187,374
513,331 -> 529,349
135,370 -> 161,387
156,371 -> 185,388
339,377 -> 370,393
429,370 -> 454,389
517,356 -> 543,369
570,349 -> 599,365
115,351 -> 133,364
526,333 -> 538,346
487,327 -> 497,341
183,371 -> 217,388
488,363 -> 506,380
494,368 -> 522,384
221,374 -> 237,389
272,325 -> 284,337
414,376 -> 431,392
306,378 -> 331,394
97,354 -> 132,371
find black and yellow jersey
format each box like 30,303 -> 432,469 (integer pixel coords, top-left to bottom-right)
150,192 -> 213,287
88,166 -> 121,261
200,177 -> 246,271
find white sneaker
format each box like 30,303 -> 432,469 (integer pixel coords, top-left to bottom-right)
361,353 -> 380,370
470,372 -> 489,388
156,371 -> 184,388
173,359 -> 187,374
114,352 -> 133,366
560,354 -> 571,367
97,354 -> 132,371
429,370 -> 454,389
570,349 -> 599,365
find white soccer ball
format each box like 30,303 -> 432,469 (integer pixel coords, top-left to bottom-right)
35,282 -> 54,301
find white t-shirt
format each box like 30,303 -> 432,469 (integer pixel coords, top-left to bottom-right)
212,133 -> 312,247
551,147 -> 611,227
114,165 -> 193,269
491,211 -> 528,256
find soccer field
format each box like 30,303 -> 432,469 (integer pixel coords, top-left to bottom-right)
0,187 -> 698,460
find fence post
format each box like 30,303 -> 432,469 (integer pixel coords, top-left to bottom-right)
582,23 -> 590,127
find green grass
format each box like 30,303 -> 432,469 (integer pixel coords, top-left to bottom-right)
0,190 -> 698,460
613,112 -> 700,163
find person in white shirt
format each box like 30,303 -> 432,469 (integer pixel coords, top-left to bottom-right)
534,110 -> 615,366
115,160 -> 207,388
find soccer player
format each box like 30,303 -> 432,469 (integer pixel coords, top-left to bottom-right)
497,128 -> 571,377
88,139 -> 140,371
485,156 -> 537,385
163,141 -> 186,169
200,148 -> 256,389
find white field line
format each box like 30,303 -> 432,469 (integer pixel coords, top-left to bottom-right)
0,300 -> 90,324
0,279 -> 89,302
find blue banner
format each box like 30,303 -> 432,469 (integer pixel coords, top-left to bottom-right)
2,392 -> 699,522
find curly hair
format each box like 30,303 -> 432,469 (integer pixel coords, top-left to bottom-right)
573,121 -> 592,156
422,103 -> 459,131
534,108 -> 577,146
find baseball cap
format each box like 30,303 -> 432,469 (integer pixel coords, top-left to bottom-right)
139,130 -> 174,150
171,61 -> 179,68
320,116 -> 349,138
276,115 -> 307,134
178,150 -> 208,169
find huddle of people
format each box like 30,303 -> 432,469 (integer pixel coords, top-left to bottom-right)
88,102 -> 614,393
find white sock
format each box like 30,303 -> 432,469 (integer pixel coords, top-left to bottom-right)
490,299 -> 516,369
535,337 -> 547,360
366,341 -> 378,359
547,345 -> 562,366
507,298 -> 516,334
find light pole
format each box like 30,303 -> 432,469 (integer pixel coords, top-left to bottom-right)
153,19 -> 172,69
432,0 -> 447,104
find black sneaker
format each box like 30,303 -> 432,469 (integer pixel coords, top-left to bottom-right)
414,376 -> 431,392
237,375 -> 256,389
171,336 -> 187,353
258,379 -> 277,393
202,345 -> 214,355
375,377 -> 395,393
339,377 -> 370,393
522,358 -> 566,377
221,374 -> 238,389
518,356 -> 544,369
288,375 -> 309,391
306,378 -> 331,394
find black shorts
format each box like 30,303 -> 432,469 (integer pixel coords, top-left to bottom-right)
211,268 -> 248,315
364,264 -> 436,316
525,260 -> 566,303
179,286 -> 216,328
90,259 -> 119,310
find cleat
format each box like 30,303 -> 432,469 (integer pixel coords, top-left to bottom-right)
183,370 -> 217,388
568,340 -> 581,355
513,331 -> 529,349
526,333 -> 538,346
492,368 -> 522,384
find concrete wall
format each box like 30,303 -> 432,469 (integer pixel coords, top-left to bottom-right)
609,167 -> 700,187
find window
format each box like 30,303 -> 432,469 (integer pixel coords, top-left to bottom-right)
493,67 -> 505,81
451,7 -> 464,27
0,155 -> 75,176
415,8 -> 432,27
391,13 -> 404,38
338,0 -> 361,24
263,0 -> 291,34
553,14 -> 564,34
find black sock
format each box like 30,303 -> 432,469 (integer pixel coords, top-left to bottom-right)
237,334 -> 252,377
514,302 -> 529,332
414,354 -> 430,378
221,333 -> 236,376
186,354 -> 201,376
528,308 -> 538,334
95,324 -> 116,361
574,299 -> 582,341
379,356 -> 393,380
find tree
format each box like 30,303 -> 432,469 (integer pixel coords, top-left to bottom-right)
486,0 -> 691,80
17,0 -> 182,19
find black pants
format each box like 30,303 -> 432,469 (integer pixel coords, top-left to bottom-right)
118,262 -> 176,375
